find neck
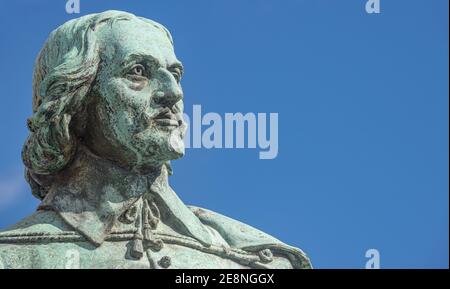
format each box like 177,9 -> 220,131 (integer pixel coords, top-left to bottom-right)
46,145 -> 170,198
39,144 -> 212,247
40,145 -> 169,244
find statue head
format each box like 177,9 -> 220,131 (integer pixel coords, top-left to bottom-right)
22,11 -> 186,199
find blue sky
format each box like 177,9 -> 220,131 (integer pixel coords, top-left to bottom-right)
0,0 -> 448,268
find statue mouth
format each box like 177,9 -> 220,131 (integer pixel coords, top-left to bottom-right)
152,107 -> 182,128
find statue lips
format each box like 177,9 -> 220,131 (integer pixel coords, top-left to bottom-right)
152,107 -> 182,129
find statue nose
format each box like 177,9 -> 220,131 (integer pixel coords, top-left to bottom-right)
154,73 -> 183,107
157,90 -> 183,107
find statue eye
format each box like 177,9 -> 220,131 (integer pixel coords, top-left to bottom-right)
129,64 -> 145,77
170,68 -> 182,83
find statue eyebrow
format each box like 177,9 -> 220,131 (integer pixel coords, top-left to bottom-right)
122,53 -> 161,67
122,54 -> 183,73
168,62 -> 184,74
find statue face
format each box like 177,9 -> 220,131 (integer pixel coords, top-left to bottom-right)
84,19 -> 186,171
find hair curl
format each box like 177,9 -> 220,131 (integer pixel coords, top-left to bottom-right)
22,10 -> 173,200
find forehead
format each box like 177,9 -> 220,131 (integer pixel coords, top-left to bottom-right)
97,19 -> 178,66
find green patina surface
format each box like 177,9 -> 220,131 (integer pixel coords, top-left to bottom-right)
0,10 -> 311,269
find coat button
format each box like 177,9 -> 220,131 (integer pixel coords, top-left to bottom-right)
158,256 -> 171,268
258,249 -> 273,263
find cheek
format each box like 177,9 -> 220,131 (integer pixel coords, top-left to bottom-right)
95,77 -> 169,145
94,97 -> 134,142
100,78 -> 152,113
108,110 -> 136,141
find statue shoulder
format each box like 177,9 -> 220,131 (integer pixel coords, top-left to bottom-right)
0,210 -> 77,269
189,206 -> 312,269
0,210 -> 73,238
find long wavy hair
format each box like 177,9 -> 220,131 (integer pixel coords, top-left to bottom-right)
22,10 -> 173,200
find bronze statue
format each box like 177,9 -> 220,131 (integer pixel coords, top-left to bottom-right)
0,10 -> 311,269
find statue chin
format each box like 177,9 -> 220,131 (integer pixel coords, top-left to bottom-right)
169,132 -> 185,158
126,130 -> 185,171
